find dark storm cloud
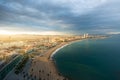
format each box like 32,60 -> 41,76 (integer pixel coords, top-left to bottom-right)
0,0 -> 120,34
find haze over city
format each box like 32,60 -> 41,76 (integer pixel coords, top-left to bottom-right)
0,0 -> 120,35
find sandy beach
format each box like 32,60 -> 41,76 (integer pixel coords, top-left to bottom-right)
29,42 -> 69,80
3,40 -> 81,80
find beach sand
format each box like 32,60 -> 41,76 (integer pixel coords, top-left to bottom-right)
29,42 -> 68,80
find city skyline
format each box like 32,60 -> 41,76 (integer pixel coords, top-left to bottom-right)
0,0 -> 120,35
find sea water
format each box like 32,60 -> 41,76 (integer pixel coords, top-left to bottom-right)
53,35 -> 120,80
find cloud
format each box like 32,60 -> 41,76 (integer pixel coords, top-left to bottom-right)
0,0 -> 120,34
107,32 -> 120,34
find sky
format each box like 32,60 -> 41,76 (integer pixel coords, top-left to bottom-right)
0,0 -> 120,35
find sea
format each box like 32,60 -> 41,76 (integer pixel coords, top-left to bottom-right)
53,35 -> 120,80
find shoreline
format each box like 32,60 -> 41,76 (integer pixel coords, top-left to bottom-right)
46,40 -> 83,79
28,40 -> 82,80
46,37 -> 110,80
50,43 -> 69,60
50,40 -> 82,60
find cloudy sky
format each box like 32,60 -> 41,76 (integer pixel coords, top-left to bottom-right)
0,0 -> 120,35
